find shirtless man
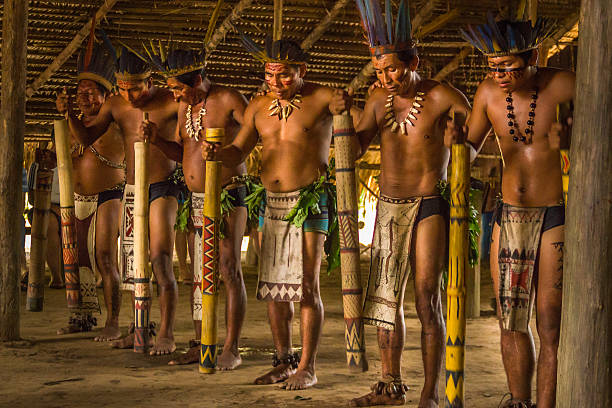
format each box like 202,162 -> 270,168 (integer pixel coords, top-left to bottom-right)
56,42 -> 125,340
452,14 -> 574,408
65,47 -> 180,355
336,1 -> 470,406
204,37 -> 341,390
139,49 -> 249,369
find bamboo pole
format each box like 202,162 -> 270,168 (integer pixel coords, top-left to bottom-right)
199,128 -> 224,374
333,113 -> 368,372
25,0 -> 119,99
54,119 -> 80,312
445,114 -> 469,408
26,167 -> 53,312
273,0 -> 283,42
205,0 -> 254,55
133,121 -> 151,353
433,47 -> 472,82
0,0 -> 28,341
557,1 -> 612,403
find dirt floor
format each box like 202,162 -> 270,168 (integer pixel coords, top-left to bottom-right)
0,259 -> 539,408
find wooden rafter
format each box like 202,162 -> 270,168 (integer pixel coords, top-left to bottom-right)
205,0 -> 254,54
433,46 -> 472,81
25,0 -> 119,99
543,12 -> 580,62
301,0 -> 352,51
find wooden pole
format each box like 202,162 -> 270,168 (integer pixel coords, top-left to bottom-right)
273,0 -> 283,42
557,0 -> 612,405
433,47 -> 472,82
300,0 -> 351,51
0,0 -> 28,341
445,114 -> 469,408
199,128 -> 224,374
133,118 -> 151,353
333,113 -> 368,372
26,167 -> 53,311
54,120 -> 80,312
205,0 -> 254,55
25,0 -> 118,99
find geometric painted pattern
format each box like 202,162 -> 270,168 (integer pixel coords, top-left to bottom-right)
202,216 -> 218,296
200,344 -> 218,371
61,207 -> 81,310
256,282 -> 303,302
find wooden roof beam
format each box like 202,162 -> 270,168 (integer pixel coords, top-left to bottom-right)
25,0 -> 119,99
433,46 -> 472,81
542,12 -> 580,63
300,0 -> 352,51
205,0 -> 254,55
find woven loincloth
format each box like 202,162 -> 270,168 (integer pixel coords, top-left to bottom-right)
363,196 -> 422,330
120,184 -> 135,291
257,190 -> 304,302
191,192 -> 204,320
498,204 -> 546,333
74,193 -> 101,315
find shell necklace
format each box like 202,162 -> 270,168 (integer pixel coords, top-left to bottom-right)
185,96 -> 208,141
268,89 -> 302,121
384,89 -> 426,135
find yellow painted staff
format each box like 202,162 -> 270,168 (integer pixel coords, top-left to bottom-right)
557,103 -> 571,206
26,163 -> 53,311
134,112 -> 152,353
332,112 -> 368,372
446,112 -> 468,407
54,119 -> 81,312
200,127 -> 224,374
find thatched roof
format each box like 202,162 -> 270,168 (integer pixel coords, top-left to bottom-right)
0,0 -> 580,141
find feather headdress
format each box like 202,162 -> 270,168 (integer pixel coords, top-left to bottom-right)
355,0 -> 415,57
239,32 -> 309,65
77,30 -> 116,91
115,46 -> 152,82
460,7 -> 556,57
125,0 -> 225,78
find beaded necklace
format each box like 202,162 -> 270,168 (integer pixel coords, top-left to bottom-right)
506,87 -> 538,144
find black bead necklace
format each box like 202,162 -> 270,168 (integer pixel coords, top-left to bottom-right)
506,87 -> 538,144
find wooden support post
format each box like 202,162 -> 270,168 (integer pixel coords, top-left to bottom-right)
26,167 -> 53,311
333,113 -> 368,372
199,128 -> 224,374
273,0 -> 283,42
445,114 -> 469,408
557,0 -> 612,405
0,0 -> 28,341
133,139 -> 151,353
54,120 -> 81,312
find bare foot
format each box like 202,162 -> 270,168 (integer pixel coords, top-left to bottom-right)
348,382 -> 409,407
111,332 -> 154,349
168,345 -> 199,365
112,333 -> 134,349
149,337 -> 176,356
217,349 -> 242,371
254,364 -> 295,385
280,369 -> 317,391
94,326 -> 121,342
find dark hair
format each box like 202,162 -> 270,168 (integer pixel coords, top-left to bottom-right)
175,68 -> 206,88
374,48 -> 418,65
515,49 -> 535,66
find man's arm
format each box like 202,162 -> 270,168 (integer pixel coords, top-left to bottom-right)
208,99 -> 260,166
441,83 -> 472,147
153,122 -> 183,162
228,88 -> 249,127
465,83 -> 493,162
68,98 -> 115,147
354,89 -> 383,159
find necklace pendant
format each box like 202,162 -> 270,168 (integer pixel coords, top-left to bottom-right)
391,121 -> 399,133
400,121 -> 407,135
412,101 -> 422,108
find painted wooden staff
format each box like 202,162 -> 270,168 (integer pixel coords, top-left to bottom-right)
133,112 -> 151,353
332,112 -> 368,372
26,164 -> 53,311
557,103 -> 571,206
445,112 -> 469,408
200,127 -> 224,374
54,119 -> 81,312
